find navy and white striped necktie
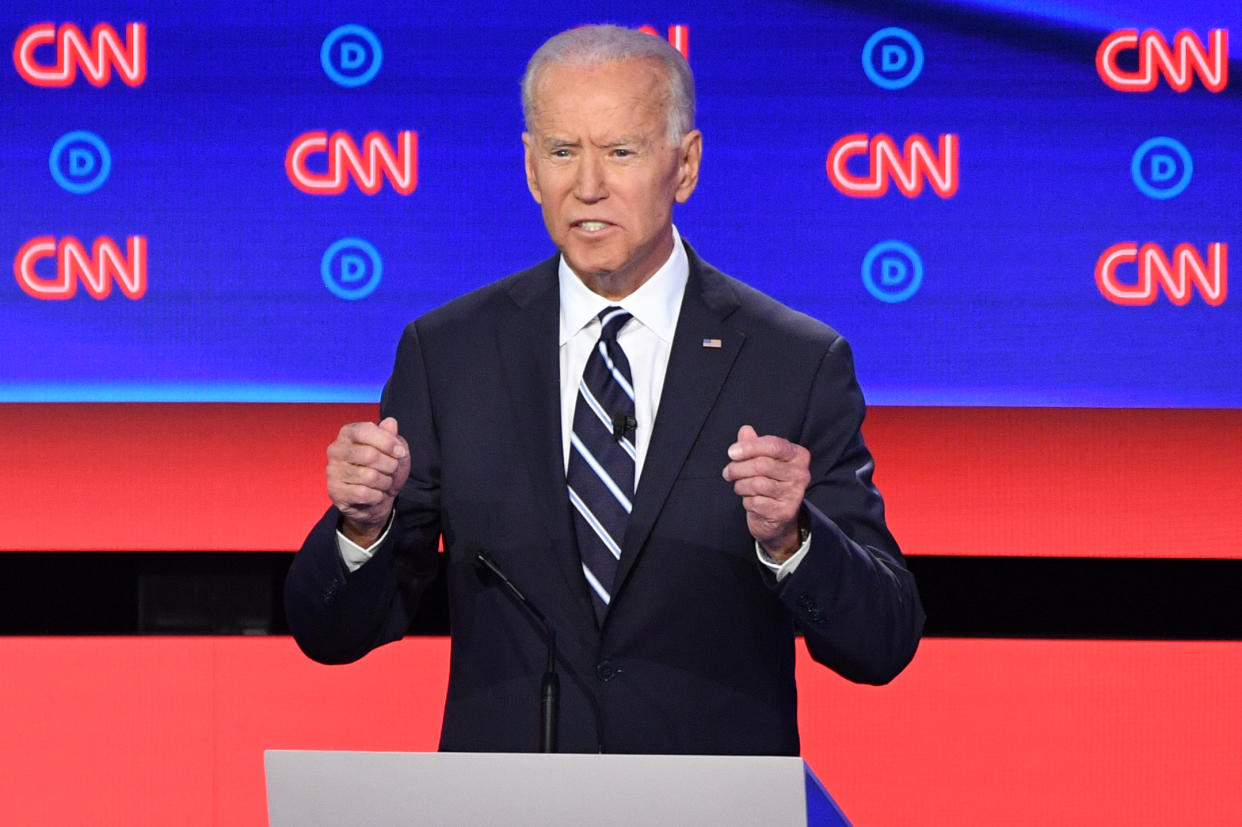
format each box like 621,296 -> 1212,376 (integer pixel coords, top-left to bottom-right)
566,307 -> 636,621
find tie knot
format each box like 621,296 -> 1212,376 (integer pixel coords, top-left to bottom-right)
597,307 -> 632,342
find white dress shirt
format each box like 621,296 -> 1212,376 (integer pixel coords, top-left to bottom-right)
557,227 -> 687,482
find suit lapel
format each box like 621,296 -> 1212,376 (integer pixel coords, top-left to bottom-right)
495,259 -> 599,628
612,250 -> 744,600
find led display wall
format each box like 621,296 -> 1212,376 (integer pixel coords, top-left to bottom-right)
5,1 -> 1238,406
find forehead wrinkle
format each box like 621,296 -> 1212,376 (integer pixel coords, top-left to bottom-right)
598,135 -> 643,147
539,136 -> 579,149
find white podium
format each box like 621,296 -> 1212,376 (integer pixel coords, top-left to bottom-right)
265,750 -> 851,826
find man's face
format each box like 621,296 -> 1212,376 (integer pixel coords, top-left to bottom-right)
522,58 -> 702,299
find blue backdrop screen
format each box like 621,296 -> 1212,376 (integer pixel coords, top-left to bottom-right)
3,1 -> 1238,406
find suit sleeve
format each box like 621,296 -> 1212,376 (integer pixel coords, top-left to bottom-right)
284,321 -> 443,665
771,334 -> 925,684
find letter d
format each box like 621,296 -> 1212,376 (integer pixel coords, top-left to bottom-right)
881,257 -> 908,286
68,148 -> 96,176
881,45 -> 908,73
340,254 -> 367,283
341,42 -> 366,70
1149,154 -> 1176,182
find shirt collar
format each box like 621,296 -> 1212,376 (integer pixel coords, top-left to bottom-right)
558,225 -> 689,346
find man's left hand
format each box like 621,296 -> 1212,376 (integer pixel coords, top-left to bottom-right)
722,425 -> 811,562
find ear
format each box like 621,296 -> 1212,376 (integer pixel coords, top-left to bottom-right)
673,129 -> 702,204
522,132 -> 543,204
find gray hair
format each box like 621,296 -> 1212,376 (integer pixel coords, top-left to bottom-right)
521,24 -> 695,144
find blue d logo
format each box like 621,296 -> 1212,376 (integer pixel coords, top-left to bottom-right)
321,24 -> 383,88
863,28 -> 924,90
50,130 -> 111,194
862,241 -> 924,303
1131,137 -> 1192,200
322,238 -> 383,300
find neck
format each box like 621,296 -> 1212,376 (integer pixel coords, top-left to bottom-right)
575,232 -> 676,300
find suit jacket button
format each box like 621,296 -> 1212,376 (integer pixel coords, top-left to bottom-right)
596,661 -> 616,682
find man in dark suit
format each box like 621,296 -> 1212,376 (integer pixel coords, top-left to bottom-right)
286,24 -> 923,755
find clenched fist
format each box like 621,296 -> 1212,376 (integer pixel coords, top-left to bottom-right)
326,417 -> 411,547
721,424 -> 811,562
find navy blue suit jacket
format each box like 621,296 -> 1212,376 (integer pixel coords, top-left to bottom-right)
286,244 -> 924,754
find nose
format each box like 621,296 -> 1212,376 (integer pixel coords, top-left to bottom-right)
572,153 -> 607,202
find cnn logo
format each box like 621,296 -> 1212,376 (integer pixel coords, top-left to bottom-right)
286,131 -> 418,195
827,134 -> 958,199
1097,29 -> 1227,92
15,236 -> 147,300
13,22 -> 146,87
1096,243 -> 1226,306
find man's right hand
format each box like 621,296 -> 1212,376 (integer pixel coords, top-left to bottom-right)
326,417 -> 411,547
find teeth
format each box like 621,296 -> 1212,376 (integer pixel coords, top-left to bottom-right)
578,221 -> 607,231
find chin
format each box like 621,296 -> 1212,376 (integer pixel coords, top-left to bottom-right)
564,250 -> 625,279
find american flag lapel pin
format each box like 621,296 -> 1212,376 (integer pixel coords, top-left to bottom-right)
701,337 -> 723,349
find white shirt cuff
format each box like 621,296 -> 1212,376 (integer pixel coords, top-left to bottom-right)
335,513 -> 394,573
755,531 -> 811,582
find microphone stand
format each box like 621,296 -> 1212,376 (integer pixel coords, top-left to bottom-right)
474,550 -> 559,753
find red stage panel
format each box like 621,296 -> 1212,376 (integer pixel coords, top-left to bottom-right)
1,403 -> 350,552
796,639 -> 1242,826
1,403 -> 1239,557
0,638 -> 1237,825
868,406 -> 1242,560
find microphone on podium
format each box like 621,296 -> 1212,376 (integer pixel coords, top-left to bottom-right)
473,550 -> 559,753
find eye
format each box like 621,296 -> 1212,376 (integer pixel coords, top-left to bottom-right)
612,148 -> 632,158
552,149 -> 571,158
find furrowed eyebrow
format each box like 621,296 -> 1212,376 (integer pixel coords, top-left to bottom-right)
537,136 -> 647,152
